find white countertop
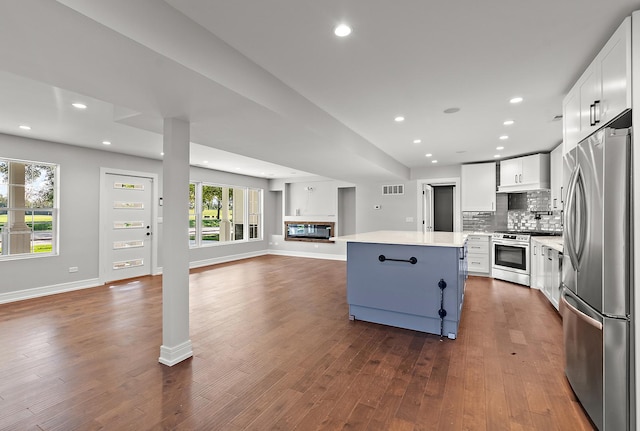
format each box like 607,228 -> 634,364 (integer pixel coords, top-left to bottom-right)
532,236 -> 563,252
332,230 -> 467,247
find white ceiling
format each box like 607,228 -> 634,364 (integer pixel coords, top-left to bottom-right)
0,0 -> 639,181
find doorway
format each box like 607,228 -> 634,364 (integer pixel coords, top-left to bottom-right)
100,169 -> 158,283
419,179 -> 460,232
433,185 -> 454,231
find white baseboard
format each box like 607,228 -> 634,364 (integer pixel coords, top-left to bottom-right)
159,340 -> 193,366
0,278 -> 102,304
1,250 -> 343,305
188,250 -> 268,270
268,249 -> 346,261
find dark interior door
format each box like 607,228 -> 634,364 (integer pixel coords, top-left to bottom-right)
433,185 -> 454,232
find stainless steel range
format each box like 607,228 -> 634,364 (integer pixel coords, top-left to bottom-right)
492,232 -> 531,286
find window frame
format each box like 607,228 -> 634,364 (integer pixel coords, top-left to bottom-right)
189,181 -> 263,248
0,157 -> 59,260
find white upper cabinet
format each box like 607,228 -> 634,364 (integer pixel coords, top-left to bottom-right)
498,154 -> 550,192
550,144 -> 563,210
599,17 -> 631,125
461,162 -> 496,212
563,17 -> 631,154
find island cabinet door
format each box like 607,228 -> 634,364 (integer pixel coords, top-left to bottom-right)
346,242 -> 462,337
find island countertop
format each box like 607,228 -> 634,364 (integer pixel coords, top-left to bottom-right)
332,230 -> 467,247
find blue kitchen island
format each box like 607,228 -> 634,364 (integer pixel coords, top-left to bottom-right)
333,231 -> 467,339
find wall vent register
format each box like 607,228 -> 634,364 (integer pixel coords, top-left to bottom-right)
382,184 -> 404,195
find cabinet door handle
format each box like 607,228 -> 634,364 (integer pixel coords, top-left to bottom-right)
553,198 -> 557,209
519,174 -> 522,183
594,100 -> 601,124
590,103 -> 596,126
515,174 -> 518,183
492,201 -> 494,210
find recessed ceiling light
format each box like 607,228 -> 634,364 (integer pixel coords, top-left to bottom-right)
499,135 -> 509,140
235,167 -> 241,170
510,97 -> 523,104
203,160 -> 209,164
425,153 -> 432,157
394,116 -> 405,122
160,152 -> 164,156
503,120 -> 514,125
494,155 -> 501,158
496,146 -> 504,150
334,24 -> 352,37
443,107 -> 460,114
19,125 -> 31,130
72,103 -> 87,109
261,172 -> 266,175
431,160 -> 438,164
102,140 -> 111,145
413,139 -> 422,144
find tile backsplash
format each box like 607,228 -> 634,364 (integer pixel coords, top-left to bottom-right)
508,211 -> 562,233
463,190 -> 562,233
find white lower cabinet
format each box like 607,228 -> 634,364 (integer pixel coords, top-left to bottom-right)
545,248 -> 562,310
531,239 -> 562,310
466,234 -> 490,275
531,241 -> 545,290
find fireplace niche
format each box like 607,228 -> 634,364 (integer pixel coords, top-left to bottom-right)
284,221 -> 335,243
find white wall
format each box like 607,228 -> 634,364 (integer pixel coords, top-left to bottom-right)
286,180 -> 337,217
0,133 -> 270,301
354,165 -> 462,233
410,165 -> 461,180
355,181 -> 419,233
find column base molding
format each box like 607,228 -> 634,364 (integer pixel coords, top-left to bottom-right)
158,340 -> 193,366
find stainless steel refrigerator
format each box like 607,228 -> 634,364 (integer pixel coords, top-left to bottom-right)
561,110 -> 633,430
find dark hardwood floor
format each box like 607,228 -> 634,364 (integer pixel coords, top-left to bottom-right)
0,255 -> 594,430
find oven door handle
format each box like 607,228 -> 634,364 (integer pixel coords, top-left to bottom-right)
493,240 -> 529,247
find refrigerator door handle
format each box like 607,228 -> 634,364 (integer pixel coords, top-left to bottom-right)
574,167 -> 587,263
564,166 -> 580,270
561,289 -> 603,330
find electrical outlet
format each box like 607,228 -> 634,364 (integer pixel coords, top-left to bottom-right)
69,267 -> 78,273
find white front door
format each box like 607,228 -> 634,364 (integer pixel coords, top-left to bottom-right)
423,184 -> 434,232
103,173 -> 153,282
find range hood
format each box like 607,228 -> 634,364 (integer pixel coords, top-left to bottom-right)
497,153 -> 550,193
497,184 -> 551,193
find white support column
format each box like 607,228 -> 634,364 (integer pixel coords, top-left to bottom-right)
159,118 -> 193,366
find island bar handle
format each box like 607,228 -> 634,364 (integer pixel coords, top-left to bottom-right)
378,255 -> 417,264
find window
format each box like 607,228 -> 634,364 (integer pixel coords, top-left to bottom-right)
248,188 -> 261,239
0,158 -> 58,257
189,182 -> 263,247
